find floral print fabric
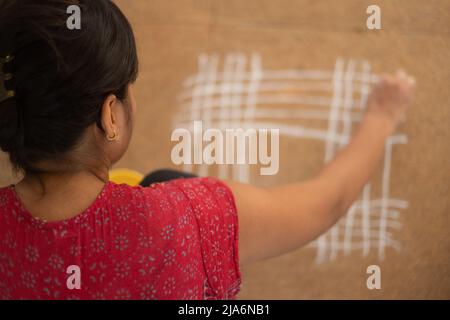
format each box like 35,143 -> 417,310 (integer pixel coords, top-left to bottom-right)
0,177 -> 241,300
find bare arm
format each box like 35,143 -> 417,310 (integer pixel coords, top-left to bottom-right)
226,71 -> 415,265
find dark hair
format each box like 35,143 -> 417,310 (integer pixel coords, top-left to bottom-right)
0,0 -> 138,174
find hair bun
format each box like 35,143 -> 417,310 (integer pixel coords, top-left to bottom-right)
0,0 -> 139,174
1,50 -> 22,152
0,94 -> 25,150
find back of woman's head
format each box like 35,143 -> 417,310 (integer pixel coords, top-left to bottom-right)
0,0 -> 138,174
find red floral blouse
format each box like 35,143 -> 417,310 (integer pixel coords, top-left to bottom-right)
0,177 -> 241,300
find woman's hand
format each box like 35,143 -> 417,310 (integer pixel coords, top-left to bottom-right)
365,70 -> 416,130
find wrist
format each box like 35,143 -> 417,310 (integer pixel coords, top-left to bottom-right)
361,112 -> 396,137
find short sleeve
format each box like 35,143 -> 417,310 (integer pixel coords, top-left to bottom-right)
169,177 -> 242,299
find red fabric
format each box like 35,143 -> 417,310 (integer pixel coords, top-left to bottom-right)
0,177 -> 241,300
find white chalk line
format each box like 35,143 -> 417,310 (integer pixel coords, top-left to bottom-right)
180,95 -> 363,110
217,54 -> 235,179
378,134 -> 408,258
174,122 -> 408,150
360,61 -> 372,257
335,207 -> 404,234
316,58 -> 344,263
183,69 -> 380,88
352,218 -> 402,230
173,107 -> 364,124
178,81 -> 366,101
199,54 -> 219,177
174,120 -> 351,144
309,240 -> 402,252
323,59 -> 344,261
338,59 -> 356,258
239,53 -> 262,183
353,198 -> 408,210
379,137 -> 393,260
235,54 -> 250,183
174,54 -> 408,263
231,54 -> 247,182
330,59 -> 354,261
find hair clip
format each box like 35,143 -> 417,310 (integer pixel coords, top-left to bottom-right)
6,90 -> 16,98
1,55 -> 14,64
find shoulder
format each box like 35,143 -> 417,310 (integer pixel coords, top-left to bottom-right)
114,177 -> 234,201
163,177 -> 235,200
110,177 -> 237,217
147,177 -> 236,212
105,177 -> 237,224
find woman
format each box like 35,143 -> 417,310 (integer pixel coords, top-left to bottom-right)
0,0 -> 415,300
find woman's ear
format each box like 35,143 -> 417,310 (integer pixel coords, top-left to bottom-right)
100,94 -> 120,140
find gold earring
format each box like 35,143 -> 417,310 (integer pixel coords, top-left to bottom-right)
107,130 -> 119,141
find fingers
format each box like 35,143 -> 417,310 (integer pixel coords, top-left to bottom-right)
396,69 -> 416,87
376,70 -> 415,101
379,70 -> 416,88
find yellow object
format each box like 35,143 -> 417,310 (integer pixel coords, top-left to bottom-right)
109,168 -> 144,186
